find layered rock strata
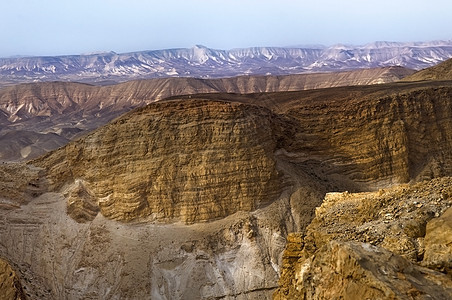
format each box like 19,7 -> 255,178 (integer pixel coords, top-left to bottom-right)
34,99 -> 286,223
0,167 -> 314,299
1,81 -> 452,298
0,67 -> 415,161
259,86 -> 452,189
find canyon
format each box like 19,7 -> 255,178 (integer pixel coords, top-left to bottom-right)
0,66 -> 413,161
0,58 -> 452,299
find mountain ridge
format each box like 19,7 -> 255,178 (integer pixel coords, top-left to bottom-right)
1,41 -> 451,86
403,58 -> 452,81
0,67 -> 415,161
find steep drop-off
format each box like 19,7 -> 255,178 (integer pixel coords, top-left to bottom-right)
0,67 -> 414,161
33,84 -> 452,224
1,80 -> 452,299
34,100 -> 287,223
199,83 -> 452,189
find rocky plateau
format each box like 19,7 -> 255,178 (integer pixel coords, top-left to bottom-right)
0,59 -> 452,299
0,66 -> 414,161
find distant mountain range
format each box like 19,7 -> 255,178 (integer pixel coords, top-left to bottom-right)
1,41 -> 452,86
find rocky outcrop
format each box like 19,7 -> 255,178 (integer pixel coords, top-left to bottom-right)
34,99 -> 287,223
0,258 -> 26,300
275,241 -> 452,300
65,179 -> 100,223
275,177 -> 452,299
423,206 -> 452,276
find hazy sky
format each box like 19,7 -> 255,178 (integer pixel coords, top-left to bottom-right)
1,0 -> 451,57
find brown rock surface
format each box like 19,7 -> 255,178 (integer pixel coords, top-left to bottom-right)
275,241 -> 452,300
423,206 -> 452,276
0,178 -> 315,299
0,258 -> 26,300
275,177 -> 452,299
183,82 -> 452,189
1,79 -> 452,298
34,99 -> 286,223
0,67 -> 414,161
301,178 -> 452,261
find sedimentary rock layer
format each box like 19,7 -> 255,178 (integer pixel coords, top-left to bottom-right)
0,67 -> 413,161
34,99 -> 286,223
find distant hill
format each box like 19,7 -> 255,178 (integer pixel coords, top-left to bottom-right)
0,67 -> 414,161
0,41 -> 451,86
403,58 -> 452,81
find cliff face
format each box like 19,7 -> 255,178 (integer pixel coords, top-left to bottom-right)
0,68 -> 414,161
272,86 -> 452,188
34,99 -> 286,223
2,80 -> 452,299
32,85 -> 452,224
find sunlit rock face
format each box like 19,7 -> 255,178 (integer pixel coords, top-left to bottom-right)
2,75 -> 452,299
0,258 -> 26,300
275,177 -> 452,299
34,99 -> 286,223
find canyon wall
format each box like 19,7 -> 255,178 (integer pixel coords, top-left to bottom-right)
34,100 -> 288,223
1,80 -> 452,298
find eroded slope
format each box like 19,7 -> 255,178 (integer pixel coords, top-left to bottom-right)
1,81 -> 452,299
0,67 -> 414,161
275,177 -> 452,299
404,58 -> 452,81
34,99 -> 288,223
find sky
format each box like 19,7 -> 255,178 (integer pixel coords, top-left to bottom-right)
1,0 -> 451,57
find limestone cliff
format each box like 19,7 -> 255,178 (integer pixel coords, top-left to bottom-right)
34,99 -> 286,223
0,67 -> 414,161
174,83 -> 452,189
2,81 -> 452,299
30,84 -> 452,223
